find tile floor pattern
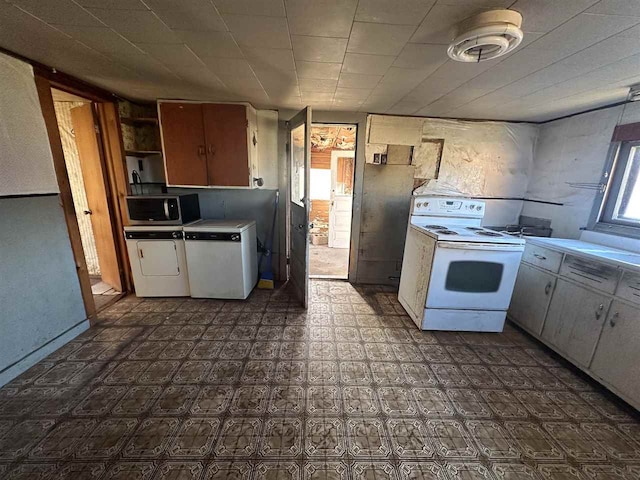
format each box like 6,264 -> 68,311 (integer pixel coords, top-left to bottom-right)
1,280 -> 639,480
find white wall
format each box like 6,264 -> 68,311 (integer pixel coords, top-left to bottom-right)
0,53 -> 59,196
522,104 -> 640,239
0,52 -> 88,386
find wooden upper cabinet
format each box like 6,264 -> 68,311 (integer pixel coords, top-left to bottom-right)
159,102 -> 207,186
159,101 -> 255,188
203,104 -> 250,187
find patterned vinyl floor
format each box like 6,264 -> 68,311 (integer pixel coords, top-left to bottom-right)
0,280 -> 639,479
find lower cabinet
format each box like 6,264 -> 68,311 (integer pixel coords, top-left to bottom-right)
509,244 -> 640,410
510,263 -> 555,335
541,279 -> 610,368
591,301 -> 640,404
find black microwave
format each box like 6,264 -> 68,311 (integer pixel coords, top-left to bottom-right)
126,194 -> 200,225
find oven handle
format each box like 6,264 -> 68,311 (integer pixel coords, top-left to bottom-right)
438,241 -> 525,252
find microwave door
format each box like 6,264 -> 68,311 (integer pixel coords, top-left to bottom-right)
128,198 -> 175,223
426,243 -> 523,310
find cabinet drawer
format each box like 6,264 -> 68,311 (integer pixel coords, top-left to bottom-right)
616,271 -> 640,304
522,243 -> 563,272
559,254 -> 620,295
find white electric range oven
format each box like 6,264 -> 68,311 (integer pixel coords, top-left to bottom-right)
398,196 -> 525,332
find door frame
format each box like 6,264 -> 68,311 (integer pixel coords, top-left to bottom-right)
298,122 -> 358,282
34,73 -> 131,321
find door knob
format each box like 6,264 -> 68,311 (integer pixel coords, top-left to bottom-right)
83,209 -> 92,215
544,282 -> 552,295
610,312 -> 619,327
309,223 -> 315,229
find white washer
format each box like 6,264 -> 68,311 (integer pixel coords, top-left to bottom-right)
124,224 -> 192,297
184,219 -> 258,299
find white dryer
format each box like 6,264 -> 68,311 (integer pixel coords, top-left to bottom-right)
124,224 -> 191,297
183,219 -> 258,299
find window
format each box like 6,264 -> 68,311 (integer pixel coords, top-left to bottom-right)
600,141 -> 640,228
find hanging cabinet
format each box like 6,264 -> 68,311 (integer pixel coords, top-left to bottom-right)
158,101 -> 258,188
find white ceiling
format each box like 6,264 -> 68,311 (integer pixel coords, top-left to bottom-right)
1,0 -> 640,122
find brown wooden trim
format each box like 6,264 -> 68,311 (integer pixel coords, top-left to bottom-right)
612,122 -> 640,142
34,74 -> 97,322
96,102 -> 133,292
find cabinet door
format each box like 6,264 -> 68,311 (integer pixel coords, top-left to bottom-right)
509,263 -> 555,335
591,301 -> 640,406
541,279 -> 610,368
203,103 -> 250,187
398,227 -> 435,326
159,102 -> 207,186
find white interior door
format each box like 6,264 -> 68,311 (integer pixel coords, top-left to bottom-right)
329,150 -> 354,249
288,107 -> 312,307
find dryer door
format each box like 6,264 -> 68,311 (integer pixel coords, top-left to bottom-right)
137,240 -> 180,276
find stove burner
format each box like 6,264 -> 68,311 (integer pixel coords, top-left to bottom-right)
424,225 -> 447,229
436,229 -> 458,235
476,231 -> 502,237
466,227 -> 483,231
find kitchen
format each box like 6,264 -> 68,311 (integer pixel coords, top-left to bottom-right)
1,1 -> 640,479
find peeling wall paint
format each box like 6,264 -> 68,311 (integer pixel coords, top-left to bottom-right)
365,115 -> 539,227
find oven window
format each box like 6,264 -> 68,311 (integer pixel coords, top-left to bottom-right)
445,261 -> 503,292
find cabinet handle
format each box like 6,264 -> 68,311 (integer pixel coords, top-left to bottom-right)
533,253 -> 547,260
198,145 -> 205,155
208,145 -> 215,155
139,249 -> 144,259
544,282 -> 552,295
610,312 -> 619,327
595,303 -> 604,319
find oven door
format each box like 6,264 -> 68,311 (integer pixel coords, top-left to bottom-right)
426,241 -> 524,310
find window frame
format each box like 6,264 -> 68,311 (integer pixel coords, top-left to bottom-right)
589,140 -> 640,239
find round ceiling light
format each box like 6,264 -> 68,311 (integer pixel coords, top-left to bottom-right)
447,10 -> 524,63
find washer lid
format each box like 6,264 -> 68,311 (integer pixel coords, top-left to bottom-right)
183,219 -> 256,233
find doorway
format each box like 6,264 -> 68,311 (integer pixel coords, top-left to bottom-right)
52,88 -> 123,311
308,124 -> 356,279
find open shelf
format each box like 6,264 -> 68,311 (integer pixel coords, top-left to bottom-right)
125,150 -> 162,157
121,117 -> 159,126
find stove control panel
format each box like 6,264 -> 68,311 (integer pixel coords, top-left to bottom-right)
412,196 -> 485,218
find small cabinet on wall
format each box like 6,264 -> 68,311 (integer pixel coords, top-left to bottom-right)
158,102 -> 257,188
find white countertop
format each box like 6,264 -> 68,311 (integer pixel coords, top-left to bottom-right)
526,237 -> 640,273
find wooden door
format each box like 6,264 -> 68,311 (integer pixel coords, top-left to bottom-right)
159,102 -> 207,186
288,107 -> 312,307
541,279 -> 610,368
71,103 -> 122,291
329,153 -> 354,249
591,300 -> 640,406
509,264 -> 555,335
203,103 -> 250,187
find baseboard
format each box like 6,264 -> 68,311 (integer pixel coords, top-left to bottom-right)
0,319 -> 90,387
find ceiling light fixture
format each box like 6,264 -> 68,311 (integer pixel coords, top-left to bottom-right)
447,10 -> 524,63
